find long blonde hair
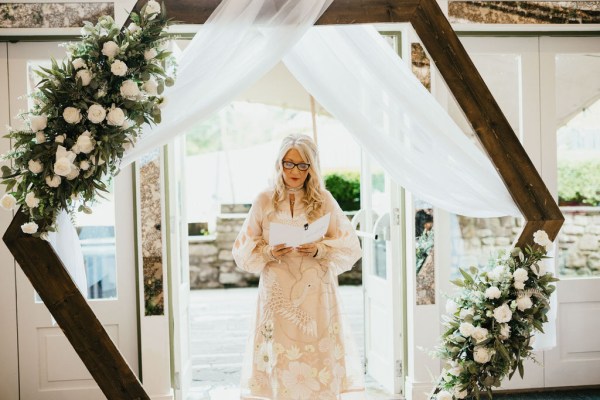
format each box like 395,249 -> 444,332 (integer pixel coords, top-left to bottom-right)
272,134 -> 324,221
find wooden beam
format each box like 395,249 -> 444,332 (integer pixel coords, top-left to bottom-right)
2,208 -> 150,400
129,0 -> 419,25
409,0 -> 563,247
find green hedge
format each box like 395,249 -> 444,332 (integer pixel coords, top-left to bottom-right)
324,171 -> 361,211
558,158 -> 600,206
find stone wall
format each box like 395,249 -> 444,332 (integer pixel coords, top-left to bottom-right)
189,205 -> 362,289
557,208 -> 600,276
452,207 -> 600,277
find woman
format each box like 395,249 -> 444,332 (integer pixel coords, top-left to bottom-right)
232,134 -> 365,399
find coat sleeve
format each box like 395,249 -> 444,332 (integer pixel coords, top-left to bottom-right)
314,191 -> 362,275
232,192 -> 274,274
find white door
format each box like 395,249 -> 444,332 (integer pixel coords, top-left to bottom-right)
539,36 -> 600,387
166,137 -> 193,399
442,36 -> 545,390
361,152 -> 404,395
439,35 -> 600,390
8,42 -> 139,400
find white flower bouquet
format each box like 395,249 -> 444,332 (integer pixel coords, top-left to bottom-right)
0,1 -> 175,237
432,231 -> 559,399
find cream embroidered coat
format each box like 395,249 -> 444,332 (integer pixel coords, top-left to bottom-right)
232,188 -> 365,400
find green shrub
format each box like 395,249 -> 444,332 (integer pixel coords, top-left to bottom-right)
324,171 -> 361,211
558,158 -> 600,206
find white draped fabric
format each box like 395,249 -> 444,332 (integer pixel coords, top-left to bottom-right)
120,0 -> 520,218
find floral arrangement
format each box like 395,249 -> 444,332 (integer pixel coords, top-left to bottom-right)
0,0 -> 175,237
432,230 -> 559,400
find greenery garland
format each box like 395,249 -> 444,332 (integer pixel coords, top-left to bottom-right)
0,0 -> 175,237
432,230 -> 559,400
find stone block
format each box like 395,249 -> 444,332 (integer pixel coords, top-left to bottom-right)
482,237 -> 495,246
219,272 -> 244,285
218,249 -> 234,261
567,252 -> 586,269
573,215 -> 589,226
469,237 -> 481,248
189,243 -> 218,257
216,232 -> 239,243
586,225 -> 600,235
219,262 -> 237,273
495,237 -> 511,247
588,253 -> 600,270
563,225 -> 585,235
477,229 -> 493,238
578,234 -> 599,251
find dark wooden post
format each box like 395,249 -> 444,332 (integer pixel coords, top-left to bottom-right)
3,208 -> 150,400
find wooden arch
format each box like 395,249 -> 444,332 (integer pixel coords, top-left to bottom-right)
3,0 -> 563,398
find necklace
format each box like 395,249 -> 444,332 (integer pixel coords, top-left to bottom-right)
286,185 -> 303,193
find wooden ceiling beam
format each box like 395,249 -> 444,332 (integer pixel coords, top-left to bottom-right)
129,0 -> 420,25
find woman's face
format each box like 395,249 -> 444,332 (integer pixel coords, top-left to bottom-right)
282,148 -> 309,189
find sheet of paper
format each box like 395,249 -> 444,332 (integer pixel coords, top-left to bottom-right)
268,213 -> 330,247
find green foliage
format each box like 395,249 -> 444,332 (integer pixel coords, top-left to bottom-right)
558,158 -> 600,205
0,2 -> 175,236
324,171 -> 360,211
432,233 -> 559,400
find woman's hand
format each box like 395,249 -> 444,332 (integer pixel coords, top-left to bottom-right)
296,243 -> 318,257
271,243 -> 293,259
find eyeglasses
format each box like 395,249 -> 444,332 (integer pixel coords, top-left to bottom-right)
282,161 -> 310,171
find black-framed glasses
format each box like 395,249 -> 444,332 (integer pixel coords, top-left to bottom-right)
282,161 -> 310,171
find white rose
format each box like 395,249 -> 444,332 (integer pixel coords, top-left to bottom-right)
513,268 -> 528,282
144,48 -> 158,60
87,104 -> 106,124
448,364 -> 463,376
473,346 -> 492,364
35,131 -> 46,144
72,58 -> 87,70
120,80 -> 140,99
516,296 -> 533,311
485,286 -> 501,300
471,326 -> 489,343
145,0 -> 161,19
514,281 -> 525,290
107,107 -> 126,126
101,41 -> 120,58
79,160 -> 91,171
30,114 -> 47,131
45,175 -> 61,188
499,323 -> 511,340
533,230 -> 551,247
436,390 -> 452,400
54,157 -> 73,177
455,389 -> 468,399
66,166 -> 80,180
76,69 -> 93,86
493,303 -> 512,323
0,194 -> 17,210
459,307 -> 474,319
55,134 -> 65,143
63,107 -> 82,124
73,131 -> 95,154
142,79 -> 158,95
21,221 -> 38,234
25,192 -> 40,208
28,159 -> 43,174
532,262 -> 546,277
459,322 -> 474,337
445,299 -> 458,315
110,60 -> 128,76
128,22 -> 140,32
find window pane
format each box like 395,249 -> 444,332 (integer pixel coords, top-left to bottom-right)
556,52 -> 600,278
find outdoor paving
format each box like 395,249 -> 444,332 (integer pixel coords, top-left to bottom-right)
188,285 -> 401,400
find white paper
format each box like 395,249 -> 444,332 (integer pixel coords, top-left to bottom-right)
269,213 -> 331,247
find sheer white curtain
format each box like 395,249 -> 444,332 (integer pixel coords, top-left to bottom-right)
284,26 -> 520,217
121,0 -> 333,166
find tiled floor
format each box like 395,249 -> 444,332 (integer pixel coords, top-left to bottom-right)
187,286 -> 400,400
